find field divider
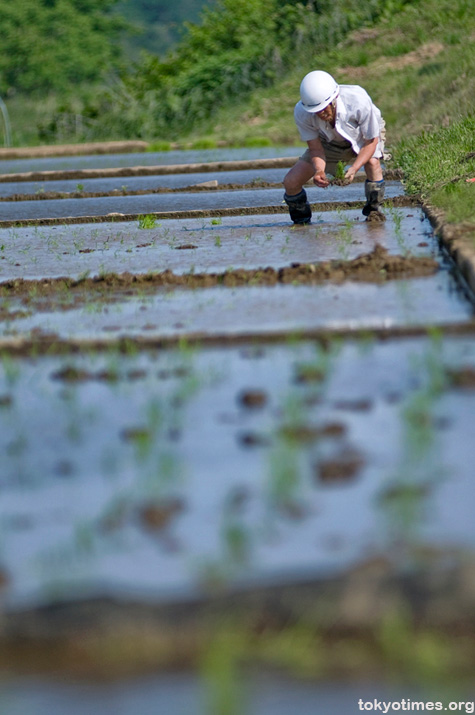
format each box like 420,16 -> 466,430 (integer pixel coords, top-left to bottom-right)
0,322 -> 474,357
0,141 -> 150,160
423,201 -> 475,302
0,196 -> 418,228
0,172 -> 404,202
0,158 -> 299,184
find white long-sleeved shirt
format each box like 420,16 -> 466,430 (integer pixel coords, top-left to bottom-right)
294,84 -> 385,157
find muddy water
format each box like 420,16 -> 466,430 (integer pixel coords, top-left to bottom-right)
0,274 -> 470,343
0,673 -> 444,715
0,169 -> 289,198
0,209 -> 433,281
1,151 -> 475,705
1,338 -> 475,609
0,183 -> 404,221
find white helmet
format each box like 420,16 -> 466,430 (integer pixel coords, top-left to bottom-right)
300,71 -> 339,113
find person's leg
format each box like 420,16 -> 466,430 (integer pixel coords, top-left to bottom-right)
283,156 -> 315,224
363,156 -> 385,219
364,157 -> 383,181
283,157 -> 315,196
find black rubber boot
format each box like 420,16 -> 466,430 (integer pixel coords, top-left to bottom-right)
284,189 -> 312,225
362,180 -> 385,220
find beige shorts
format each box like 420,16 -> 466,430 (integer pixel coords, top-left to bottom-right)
300,125 -> 386,176
300,140 -> 356,176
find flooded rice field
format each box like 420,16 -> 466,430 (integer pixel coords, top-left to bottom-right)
0,183 -> 405,221
0,168 -> 289,198
0,208 -> 427,280
0,146 -> 302,175
1,674 -> 457,715
2,336 -> 475,609
0,148 -> 474,713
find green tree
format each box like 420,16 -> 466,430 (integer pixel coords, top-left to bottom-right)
0,0 -> 128,94
115,0 -> 211,58
115,0 -> 408,136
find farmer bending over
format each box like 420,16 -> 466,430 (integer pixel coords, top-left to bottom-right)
283,70 -> 386,224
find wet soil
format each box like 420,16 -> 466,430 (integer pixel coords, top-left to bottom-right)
0,182 -> 406,222
0,181 -> 278,202
0,195 -> 418,228
365,210 -> 387,223
0,140 -> 149,160
0,207 -> 435,286
0,157 -> 300,184
0,332 -> 475,680
279,421 -> 347,443
446,366 -> 475,389
1,151 -> 474,691
0,171 -> 404,202
238,388 -> 269,408
0,246 -> 439,307
317,447 -> 365,483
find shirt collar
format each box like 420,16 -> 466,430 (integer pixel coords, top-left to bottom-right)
335,94 -> 347,124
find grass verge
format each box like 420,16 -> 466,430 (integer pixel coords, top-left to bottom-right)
394,116 -> 475,226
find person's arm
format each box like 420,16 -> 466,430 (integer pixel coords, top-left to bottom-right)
307,138 -> 330,188
344,136 -> 379,183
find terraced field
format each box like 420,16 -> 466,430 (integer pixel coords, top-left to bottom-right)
0,147 -> 474,713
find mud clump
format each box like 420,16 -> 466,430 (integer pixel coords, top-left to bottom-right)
238,431 -> 270,447
320,422 -> 347,437
366,210 -> 386,223
51,366 -> 93,382
238,389 -> 268,408
0,245 -> 439,306
333,398 -> 373,412
52,365 -> 145,383
316,447 -> 365,483
294,364 -> 326,383
137,498 -> 185,533
329,178 -> 351,187
51,365 -> 123,383
446,366 -> 475,389
280,421 -> 347,443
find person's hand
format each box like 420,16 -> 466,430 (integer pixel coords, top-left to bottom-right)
313,171 -> 329,188
344,167 -> 357,184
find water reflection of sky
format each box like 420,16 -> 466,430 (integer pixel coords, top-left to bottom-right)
1,339 -> 475,609
0,146 -> 303,175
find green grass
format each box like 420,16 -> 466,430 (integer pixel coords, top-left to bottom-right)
138,214 -> 158,229
394,116 -> 475,224
182,0 -> 473,149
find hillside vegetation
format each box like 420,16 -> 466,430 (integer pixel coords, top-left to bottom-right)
114,0 -> 210,59
0,0 -> 126,95
52,0 -> 409,143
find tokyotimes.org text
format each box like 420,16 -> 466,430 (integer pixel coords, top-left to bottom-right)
357,700 -> 474,713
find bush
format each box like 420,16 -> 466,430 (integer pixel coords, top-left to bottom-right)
39,0 -> 411,142
0,0 -> 127,95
